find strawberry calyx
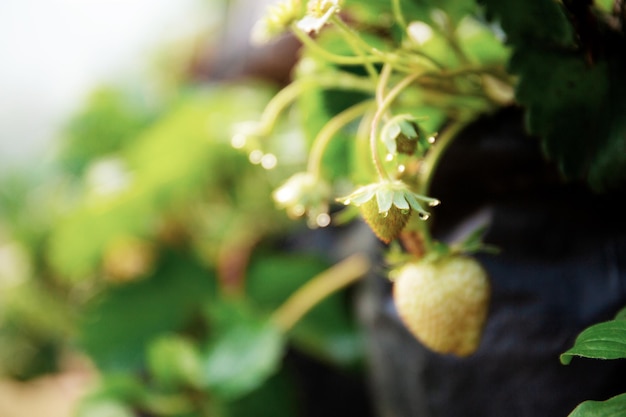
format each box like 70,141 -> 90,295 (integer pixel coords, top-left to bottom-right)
337,179 -> 440,243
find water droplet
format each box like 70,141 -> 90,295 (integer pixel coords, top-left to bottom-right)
316,213 -> 331,227
418,212 -> 430,220
261,153 -> 277,169
428,136 -> 436,144
428,199 -> 441,207
292,205 -> 306,216
386,154 -> 394,162
249,150 -> 264,164
231,133 -> 247,149
398,164 -> 406,173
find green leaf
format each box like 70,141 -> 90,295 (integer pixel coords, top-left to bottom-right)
147,334 -> 203,389
201,301 -> 285,399
79,251 -> 215,371
246,253 -> 364,365
511,47 -> 626,190
222,372 -> 299,417
59,87 -> 159,176
560,319 -> 626,365
48,86 -> 275,281
568,393 -> 626,417
480,0 -> 626,191
478,0 -> 574,46
76,400 -> 136,417
615,306 -> 626,321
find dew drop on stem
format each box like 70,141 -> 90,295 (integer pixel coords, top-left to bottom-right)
316,213 -> 331,227
261,153 -> 278,169
249,150 -> 264,164
231,134 -> 247,149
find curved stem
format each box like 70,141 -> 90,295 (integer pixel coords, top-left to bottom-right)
376,63 -> 393,106
330,16 -> 445,71
308,99 -> 376,177
292,26 -> 385,66
371,71 -> 422,180
259,74 -> 375,134
259,80 -> 310,133
392,0 -> 409,32
271,254 -> 371,332
330,16 -> 379,80
294,18 -> 440,74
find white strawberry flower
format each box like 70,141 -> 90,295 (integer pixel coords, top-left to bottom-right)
273,172 -> 332,228
251,0 -> 304,45
337,179 -> 440,219
296,0 -> 341,34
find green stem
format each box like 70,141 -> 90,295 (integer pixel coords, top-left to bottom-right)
258,74 -> 375,134
271,254 -> 371,332
330,15 -> 437,73
292,26 -> 385,66
259,80 -> 309,134
330,16 -> 379,80
294,17 -> 440,74
308,99 -> 376,177
392,0 -> 409,32
371,70 -> 422,180
376,63 -> 393,106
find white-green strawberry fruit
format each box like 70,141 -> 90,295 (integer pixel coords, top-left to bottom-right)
392,255 -> 490,357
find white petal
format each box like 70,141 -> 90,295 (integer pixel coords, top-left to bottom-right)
376,188 -> 393,213
392,192 -> 410,210
351,188 -> 376,205
405,192 -> 428,214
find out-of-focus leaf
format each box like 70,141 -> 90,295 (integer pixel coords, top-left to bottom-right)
60,87 -> 159,176
478,0 -> 574,46
81,372 -> 146,405
201,301 -> 285,399
3,280 -> 75,339
481,0 -> 626,191
79,251 -> 214,371
560,319 -> 626,365
222,372 -> 298,417
147,334 -> 203,389
568,393 -> 626,417
246,252 -> 364,365
458,18 -> 510,65
48,86 -> 277,282
76,400 -> 136,417
615,306 -> 626,321
511,48 -> 626,190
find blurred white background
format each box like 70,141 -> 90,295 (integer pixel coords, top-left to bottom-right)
0,0 -> 214,173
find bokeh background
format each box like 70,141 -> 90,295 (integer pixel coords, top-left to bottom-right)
0,1 -> 374,416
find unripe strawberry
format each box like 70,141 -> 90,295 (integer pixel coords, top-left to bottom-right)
337,179 -> 440,244
392,255 -> 490,357
359,199 -> 410,243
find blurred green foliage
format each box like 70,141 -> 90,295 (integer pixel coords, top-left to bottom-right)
2,0 -> 625,416
0,78 -> 364,415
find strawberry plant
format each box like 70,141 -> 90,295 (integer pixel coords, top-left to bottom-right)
242,0 -> 626,414
1,0 -> 625,416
